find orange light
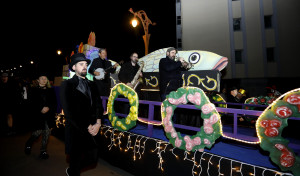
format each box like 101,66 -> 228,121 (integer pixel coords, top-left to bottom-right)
131,18 -> 138,27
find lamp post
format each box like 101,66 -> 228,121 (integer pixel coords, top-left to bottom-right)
129,8 -> 156,55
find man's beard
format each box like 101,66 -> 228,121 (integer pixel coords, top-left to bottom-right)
168,55 -> 175,60
78,70 -> 87,77
132,59 -> 138,64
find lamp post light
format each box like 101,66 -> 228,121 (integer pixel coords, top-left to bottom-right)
57,50 -> 62,55
129,8 -> 156,55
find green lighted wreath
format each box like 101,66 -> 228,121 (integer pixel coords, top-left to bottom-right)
161,87 -> 222,152
107,83 -> 139,131
256,90 -> 300,175
244,96 -> 276,110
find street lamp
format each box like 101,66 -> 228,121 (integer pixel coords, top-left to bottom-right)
57,50 -> 62,55
131,18 -> 138,28
129,8 -> 156,55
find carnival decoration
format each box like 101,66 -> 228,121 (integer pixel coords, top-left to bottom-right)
87,31 -> 96,46
139,48 -> 228,72
161,87 -> 222,151
256,89 -> 300,175
206,92 -> 227,108
78,42 -> 84,53
245,96 -> 276,110
107,83 -> 139,131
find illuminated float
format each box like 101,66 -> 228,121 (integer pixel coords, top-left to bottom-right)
61,33 -> 299,175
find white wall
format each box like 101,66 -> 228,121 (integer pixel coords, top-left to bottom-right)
181,0 -> 232,79
180,0 -> 300,78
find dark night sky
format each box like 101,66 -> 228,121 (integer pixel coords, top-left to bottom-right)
2,0 -> 176,79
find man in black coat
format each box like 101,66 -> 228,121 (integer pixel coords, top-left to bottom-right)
0,73 -> 17,135
60,53 -> 103,176
118,52 -> 142,87
159,47 -> 187,101
88,48 -> 118,96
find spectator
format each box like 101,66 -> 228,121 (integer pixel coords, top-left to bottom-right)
24,74 -> 57,159
0,73 -> 17,136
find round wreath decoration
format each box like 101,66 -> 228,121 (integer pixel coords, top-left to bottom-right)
211,94 -> 227,108
256,90 -> 300,175
245,96 -> 275,110
107,83 -> 139,131
161,87 -> 222,152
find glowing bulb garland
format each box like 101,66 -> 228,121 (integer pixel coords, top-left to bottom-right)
100,125 -> 292,176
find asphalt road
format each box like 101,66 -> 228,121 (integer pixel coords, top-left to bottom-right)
0,132 -> 134,176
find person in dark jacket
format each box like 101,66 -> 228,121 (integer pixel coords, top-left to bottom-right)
159,47 -> 188,101
118,52 -> 143,87
0,73 -> 17,135
88,48 -> 118,96
60,53 -> 103,176
24,74 -> 57,159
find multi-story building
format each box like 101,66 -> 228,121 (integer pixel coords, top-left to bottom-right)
176,0 -> 300,81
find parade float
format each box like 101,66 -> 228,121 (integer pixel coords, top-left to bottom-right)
56,32 -> 299,176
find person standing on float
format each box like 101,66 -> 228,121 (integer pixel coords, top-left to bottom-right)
159,47 -> 187,101
88,48 -> 118,97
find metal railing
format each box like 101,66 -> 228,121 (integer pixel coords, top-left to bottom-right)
101,96 -> 300,149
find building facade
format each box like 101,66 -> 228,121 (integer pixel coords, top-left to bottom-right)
176,0 -> 300,79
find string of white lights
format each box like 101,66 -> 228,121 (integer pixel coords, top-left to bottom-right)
100,125 -> 293,176
172,146 -> 292,176
230,160 -> 233,176
207,154 -> 213,176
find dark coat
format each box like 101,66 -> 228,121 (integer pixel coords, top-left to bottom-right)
60,75 -> 103,154
30,86 -> 57,130
0,80 -> 17,114
118,61 -> 140,84
88,57 -> 116,96
159,57 -> 185,95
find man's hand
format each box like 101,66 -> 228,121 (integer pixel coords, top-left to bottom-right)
113,63 -> 119,69
88,120 -> 101,136
126,82 -> 133,87
94,71 -> 100,76
182,62 -> 188,67
178,57 -> 184,62
41,107 -> 49,114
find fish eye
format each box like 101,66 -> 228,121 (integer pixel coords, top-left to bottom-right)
188,52 -> 200,64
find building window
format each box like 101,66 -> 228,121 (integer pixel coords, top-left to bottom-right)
266,47 -> 275,62
235,50 -> 243,63
233,18 -> 241,31
177,16 -> 181,25
177,38 -> 182,48
264,15 -> 272,28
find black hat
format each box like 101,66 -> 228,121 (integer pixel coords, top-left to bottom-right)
1,73 -> 8,77
69,53 -> 91,72
229,86 -> 238,91
36,72 -> 49,79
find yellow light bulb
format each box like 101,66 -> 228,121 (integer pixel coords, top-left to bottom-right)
132,19 -> 138,27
